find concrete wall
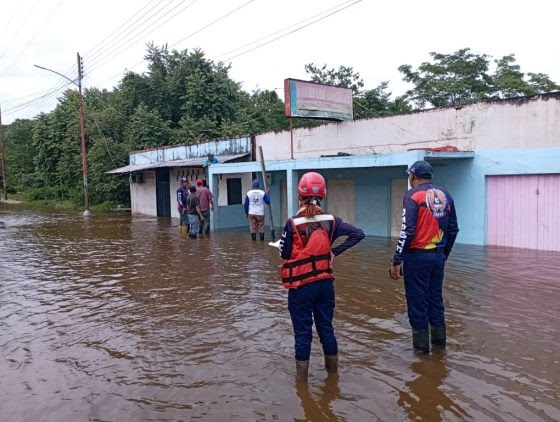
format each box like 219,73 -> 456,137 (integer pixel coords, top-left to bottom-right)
294,167 -> 407,236
131,171 -> 156,216
210,172 -> 254,229
430,147 -> 560,245
256,94 -> 560,160
217,173 -> 253,207
130,136 -> 252,165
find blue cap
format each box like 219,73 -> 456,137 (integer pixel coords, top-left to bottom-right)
252,179 -> 260,189
407,160 -> 433,179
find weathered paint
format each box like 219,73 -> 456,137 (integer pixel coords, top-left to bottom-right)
130,170 -> 156,216
430,147 -> 560,246
487,174 -> 560,251
257,93 -> 560,160
130,137 -> 252,166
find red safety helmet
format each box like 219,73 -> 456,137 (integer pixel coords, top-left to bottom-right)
297,172 -> 327,199
196,178 -> 204,185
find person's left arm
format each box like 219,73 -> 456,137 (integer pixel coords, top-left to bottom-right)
444,199 -> 459,259
208,190 -> 214,211
330,218 -> 365,256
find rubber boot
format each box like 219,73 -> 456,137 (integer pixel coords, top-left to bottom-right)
296,360 -> 309,380
325,354 -> 338,373
259,233 -> 265,241
412,328 -> 430,353
180,225 -> 187,235
430,325 -> 446,349
251,233 -> 256,241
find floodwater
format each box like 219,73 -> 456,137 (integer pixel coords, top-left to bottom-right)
0,206 -> 559,422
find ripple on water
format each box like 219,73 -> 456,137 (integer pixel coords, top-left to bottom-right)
0,206 -> 559,421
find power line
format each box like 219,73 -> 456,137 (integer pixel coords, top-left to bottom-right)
86,0 -> 174,64
172,0 -> 255,48
87,0 -> 199,72
0,1 -> 22,44
0,0 -> 42,61
2,81 -> 73,116
218,0 -> 362,62
83,0 -> 161,59
0,0 -> 65,79
88,0 -> 257,88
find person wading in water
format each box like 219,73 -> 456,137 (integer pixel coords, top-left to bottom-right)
389,160 -> 459,353
278,172 -> 364,380
244,179 -> 270,241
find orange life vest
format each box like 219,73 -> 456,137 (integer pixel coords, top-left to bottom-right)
281,214 -> 336,289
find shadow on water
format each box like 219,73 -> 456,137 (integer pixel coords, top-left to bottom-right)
0,205 -> 559,421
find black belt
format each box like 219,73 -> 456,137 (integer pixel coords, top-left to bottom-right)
408,247 -> 444,254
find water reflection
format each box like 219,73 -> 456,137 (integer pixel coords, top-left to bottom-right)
295,374 -> 341,422
0,205 -> 559,421
398,353 -> 469,421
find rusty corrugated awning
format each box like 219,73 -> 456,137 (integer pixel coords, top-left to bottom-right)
106,153 -> 249,174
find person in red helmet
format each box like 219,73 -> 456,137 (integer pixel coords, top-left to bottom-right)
279,172 -> 364,380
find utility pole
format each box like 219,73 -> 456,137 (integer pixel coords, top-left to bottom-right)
34,54 -> 90,215
76,53 -> 89,215
0,106 -> 7,201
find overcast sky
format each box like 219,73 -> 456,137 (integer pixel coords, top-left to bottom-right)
1,0 -> 559,124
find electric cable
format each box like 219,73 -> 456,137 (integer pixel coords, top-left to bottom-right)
0,0 -> 65,79
87,0 -> 198,72
219,0 -> 362,62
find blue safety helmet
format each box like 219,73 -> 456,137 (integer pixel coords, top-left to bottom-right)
252,179 -> 260,189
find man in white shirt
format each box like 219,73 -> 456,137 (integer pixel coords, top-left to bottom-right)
244,179 -> 271,241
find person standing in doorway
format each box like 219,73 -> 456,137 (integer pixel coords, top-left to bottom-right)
389,160 -> 459,353
279,172 -> 364,380
187,186 -> 204,239
244,179 -> 270,241
196,178 -> 214,235
176,177 -> 190,235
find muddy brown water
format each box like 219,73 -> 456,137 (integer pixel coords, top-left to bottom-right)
0,206 -> 559,421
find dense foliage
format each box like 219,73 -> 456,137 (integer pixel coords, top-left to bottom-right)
2,46 -> 558,207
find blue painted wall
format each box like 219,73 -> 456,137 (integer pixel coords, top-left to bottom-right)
211,147 -> 560,245
295,167 -> 406,236
430,147 -> 560,245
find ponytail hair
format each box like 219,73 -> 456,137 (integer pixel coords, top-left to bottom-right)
300,196 -> 322,218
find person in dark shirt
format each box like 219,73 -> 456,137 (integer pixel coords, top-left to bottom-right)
279,172 -> 364,380
186,186 -> 204,239
390,160 -> 459,353
176,177 -> 190,235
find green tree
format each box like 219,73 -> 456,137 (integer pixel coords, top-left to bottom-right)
305,64 -> 410,118
304,63 -> 365,95
354,82 -> 411,118
398,48 -> 494,108
399,48 -> 560,108
3,118 -> 35,192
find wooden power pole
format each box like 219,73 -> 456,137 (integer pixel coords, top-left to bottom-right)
76,53 -> 89,215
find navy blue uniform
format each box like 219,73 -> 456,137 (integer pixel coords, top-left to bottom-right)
280,215 -> 364,361
177,187 -> 189,226
392,183 -> 459,330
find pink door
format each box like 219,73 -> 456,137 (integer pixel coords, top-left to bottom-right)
487,174 -> 560,251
